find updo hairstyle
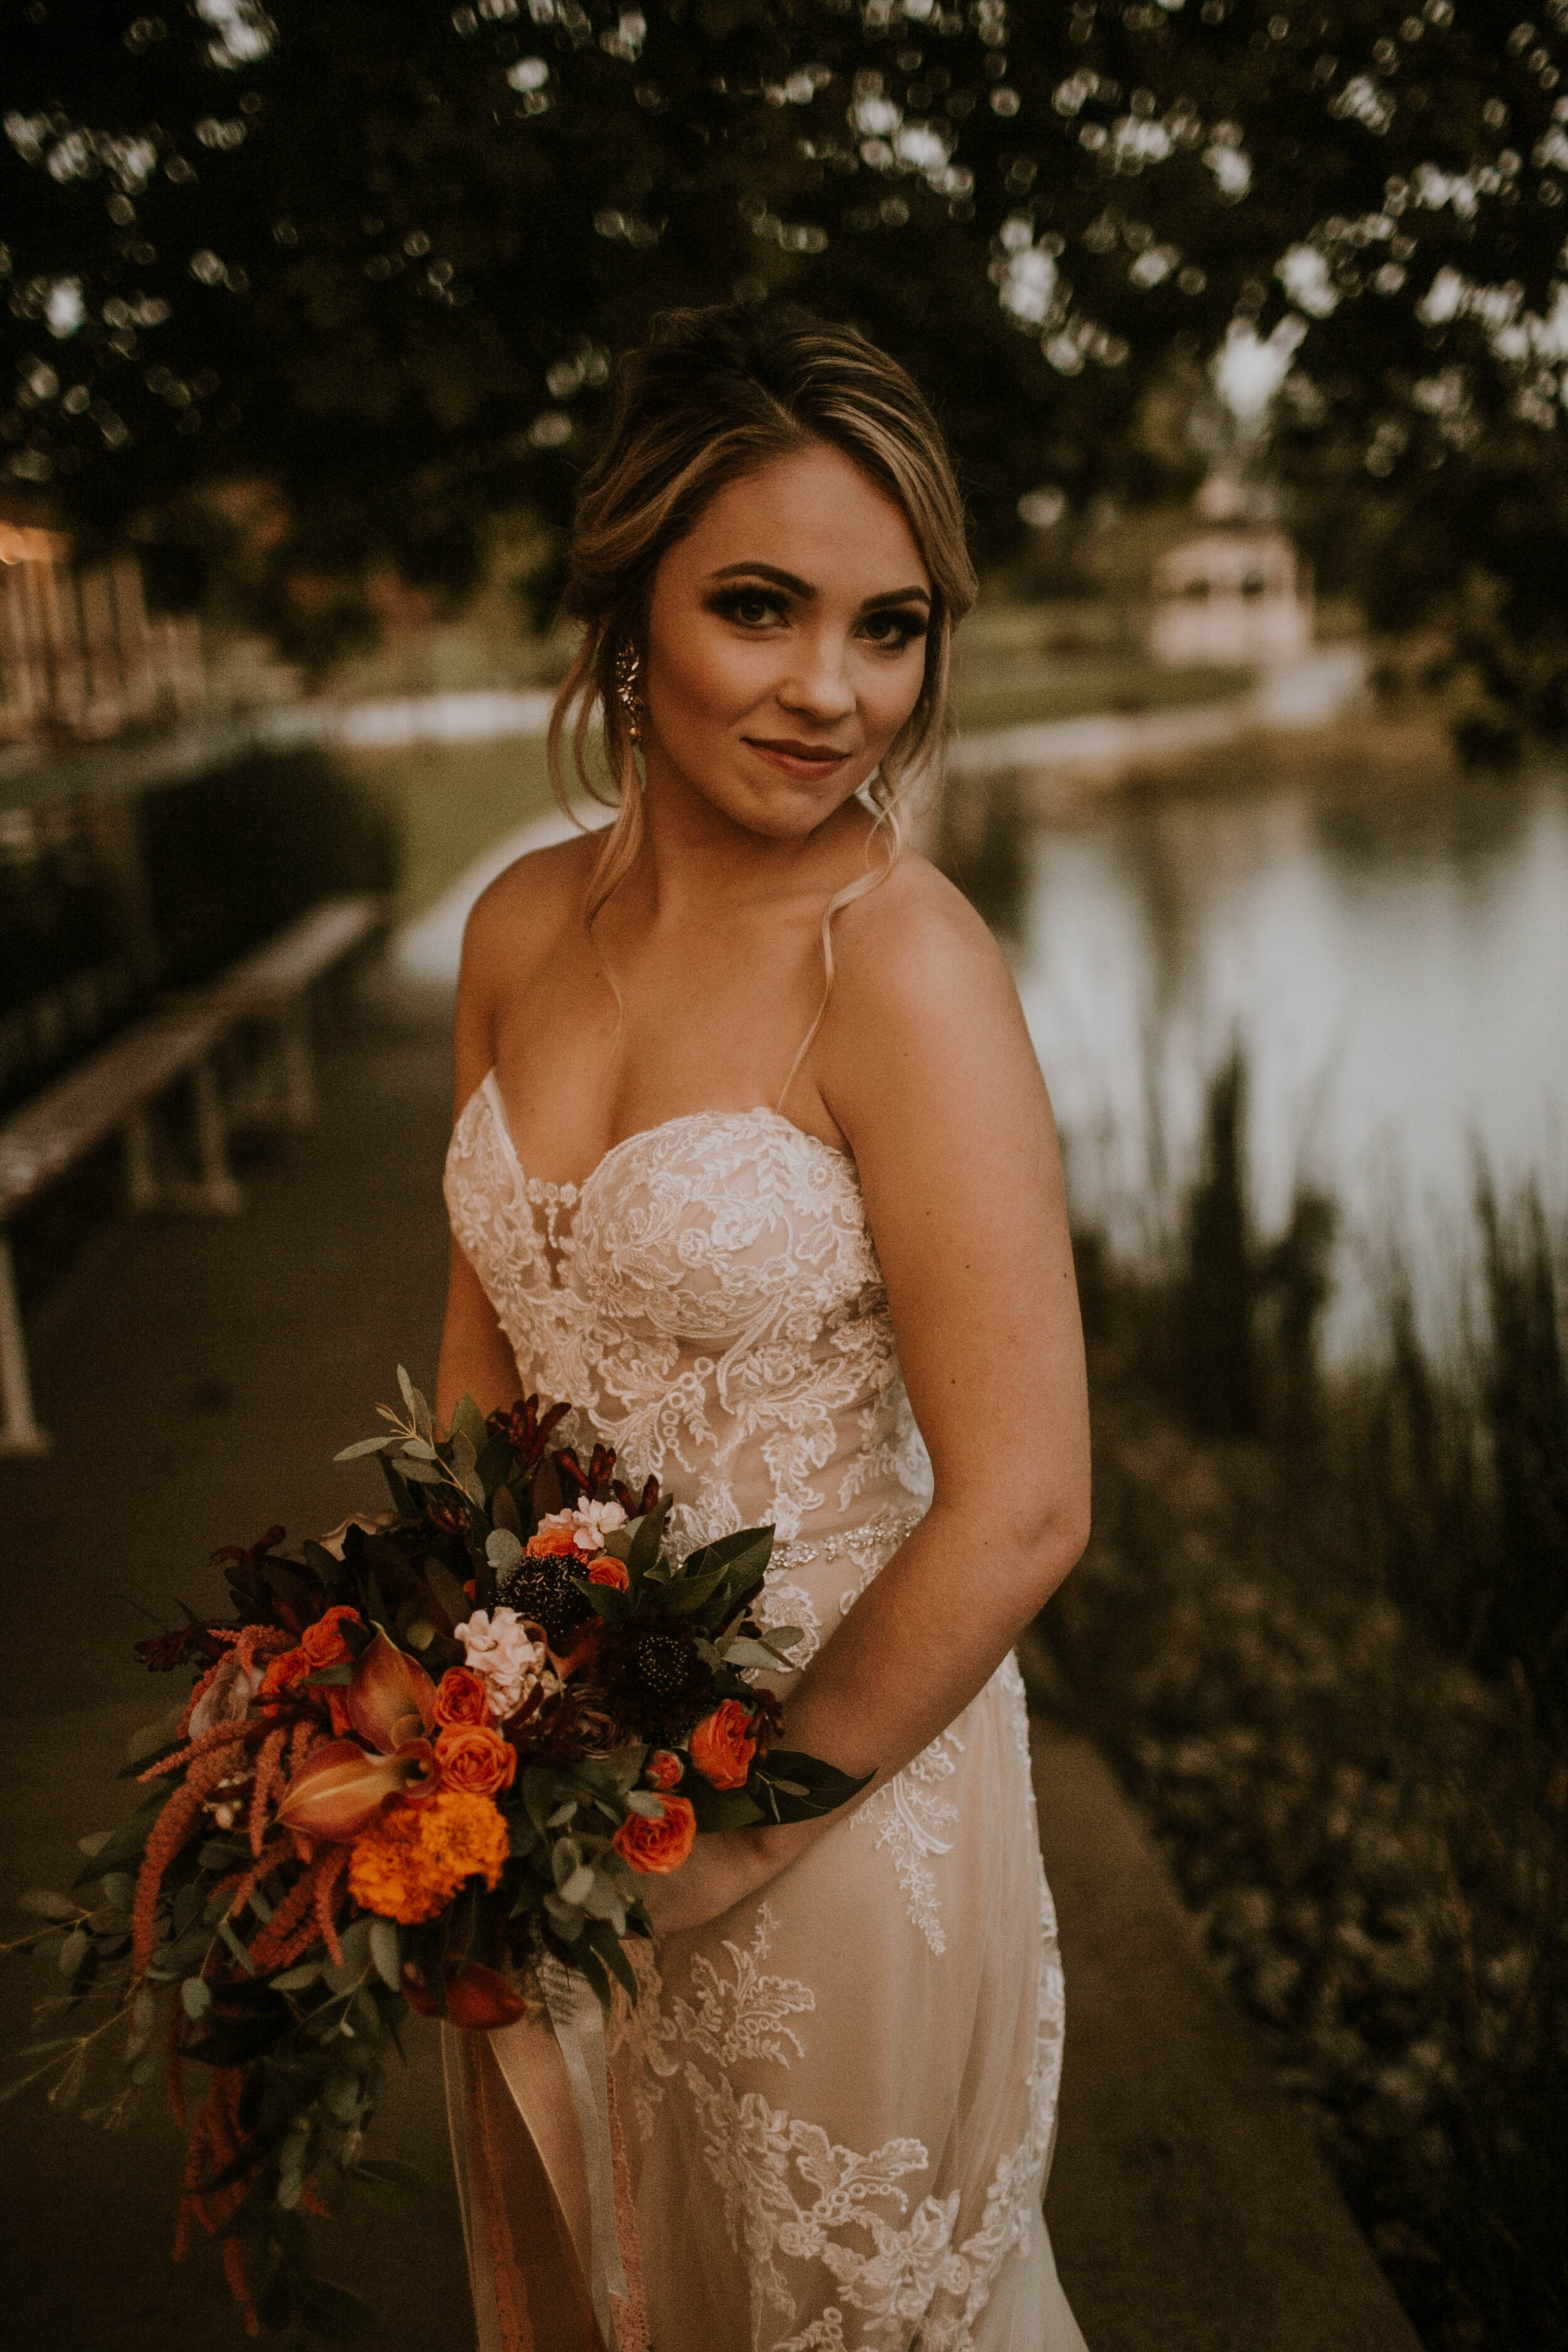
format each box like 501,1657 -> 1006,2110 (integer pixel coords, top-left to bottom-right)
549,304 -> 978,933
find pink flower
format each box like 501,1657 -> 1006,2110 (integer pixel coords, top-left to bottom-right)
534,1498 -> 628,1558
455,1608 -> 556,1721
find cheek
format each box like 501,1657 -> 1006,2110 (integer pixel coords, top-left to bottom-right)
861,655 -> 926,745
650,623 -> 766,731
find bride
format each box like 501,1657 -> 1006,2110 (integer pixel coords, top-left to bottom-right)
437,306 -> 1091,2352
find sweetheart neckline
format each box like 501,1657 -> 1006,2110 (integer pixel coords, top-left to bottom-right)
467,1068 -> 857,1202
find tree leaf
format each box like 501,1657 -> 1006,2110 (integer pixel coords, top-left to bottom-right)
57,1928 -> 90,1977
76,1830 -> 112,1859
485,1527 -> 523,1574
334,1435 -> 391,1461
181,1976 -> 213,2020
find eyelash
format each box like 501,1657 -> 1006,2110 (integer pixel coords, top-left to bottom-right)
707,586 -> 928,652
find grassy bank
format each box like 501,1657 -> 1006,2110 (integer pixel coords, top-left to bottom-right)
341,736 -> 556,925
1042,1064 -> 1567,2352
950,657 -> 1250,738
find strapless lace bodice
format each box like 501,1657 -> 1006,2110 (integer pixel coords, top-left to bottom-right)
443,1073 -> 932,1559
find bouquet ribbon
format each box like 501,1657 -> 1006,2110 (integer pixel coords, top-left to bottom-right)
444,1987 -> 649,2352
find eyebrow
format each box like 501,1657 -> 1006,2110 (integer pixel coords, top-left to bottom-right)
705,561 -> 931,610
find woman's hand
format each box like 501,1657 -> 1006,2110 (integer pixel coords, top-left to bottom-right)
634,1815 -> 827,1936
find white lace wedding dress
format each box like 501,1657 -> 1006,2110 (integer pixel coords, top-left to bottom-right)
445,1071 -> 1088,2352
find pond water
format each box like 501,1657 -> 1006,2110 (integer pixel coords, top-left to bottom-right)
999,755 -> 1568,1356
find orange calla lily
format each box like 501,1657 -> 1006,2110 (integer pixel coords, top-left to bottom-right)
275,1735 -> 436,1844
346,1629 -> 438,1754
401,1958 -> 528,2030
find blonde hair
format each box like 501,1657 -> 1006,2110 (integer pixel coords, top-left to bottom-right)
547,304 -> 978,1100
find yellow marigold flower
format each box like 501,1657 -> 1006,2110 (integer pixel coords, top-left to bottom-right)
347,1789 -> 509,1926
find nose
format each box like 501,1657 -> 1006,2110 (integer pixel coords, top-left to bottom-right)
775,624 -> 857,727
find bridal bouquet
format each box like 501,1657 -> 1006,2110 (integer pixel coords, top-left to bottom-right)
7,1372 -> 861,2342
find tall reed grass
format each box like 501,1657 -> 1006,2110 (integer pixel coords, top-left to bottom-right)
1044,1054 -> 1567,2351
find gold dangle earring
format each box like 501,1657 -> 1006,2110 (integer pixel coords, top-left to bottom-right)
614,642 -> 647,782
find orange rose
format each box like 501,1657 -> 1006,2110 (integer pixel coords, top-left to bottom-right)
302,1605 -> 364,1670
645,1749 -> 683,1791
434,1666 -> 492,1729
586,1555 -> 629,1592
526,1526 -> 577,1558
258,1647 -> 313,1708
435,1722 -> 517,1796
613,1794 -> 696,1875
689,1700 -> 759,1792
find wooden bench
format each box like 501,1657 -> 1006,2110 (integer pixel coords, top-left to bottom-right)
182,893 -> 383,1131
0,1005 -> 241,1455
0,893 -> 384,1457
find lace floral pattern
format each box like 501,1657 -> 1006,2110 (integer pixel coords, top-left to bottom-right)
445,1083 -> 1076,2351
445,1080 -> 924,1547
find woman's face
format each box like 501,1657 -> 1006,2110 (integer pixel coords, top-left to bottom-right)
638,440 -> 933,840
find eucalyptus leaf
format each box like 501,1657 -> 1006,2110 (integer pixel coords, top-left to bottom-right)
180,1976 -> 213,2021
542,1892 -> 586,1942
334,1436 -> 391,1461
124,1704 -> 186,1764
558,1864 -> 595,1907
624,1790 -> 666,1820
57,1928 -> 90,1977
76,1830 -> 112,1860
451,1394 -> 489,1458
48,2048 -> 87,2109
368,1920 -> 401,1993
723,1637 -> 795,1673
485,1527 -> 523,1573
216,1915 -> 256,1974
18,1890 -> 77,1920
396,1363 -> 419,1421
395,1456 -> 444,1486
401,1438 -> 437,1463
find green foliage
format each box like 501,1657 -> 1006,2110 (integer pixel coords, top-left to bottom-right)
6,1 -> 1568,691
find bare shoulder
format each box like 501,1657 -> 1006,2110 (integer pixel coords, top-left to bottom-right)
817,847 -> 1042,1142
459,829 -> 598,995
830,847 -> 1022,1034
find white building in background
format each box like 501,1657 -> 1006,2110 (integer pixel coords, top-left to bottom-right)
1147,476 -> 1313,668
1148,526 -> 1313,669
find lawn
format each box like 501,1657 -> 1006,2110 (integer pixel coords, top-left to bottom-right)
950,657 -> 1251,738
341,735 -> 559,925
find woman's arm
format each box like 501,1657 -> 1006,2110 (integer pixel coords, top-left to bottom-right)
644,865 -> 1089,1930
435,883 -> 528,1427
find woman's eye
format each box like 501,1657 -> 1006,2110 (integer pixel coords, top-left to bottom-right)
711,588 -> 786,628
861,610 -> 927,651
